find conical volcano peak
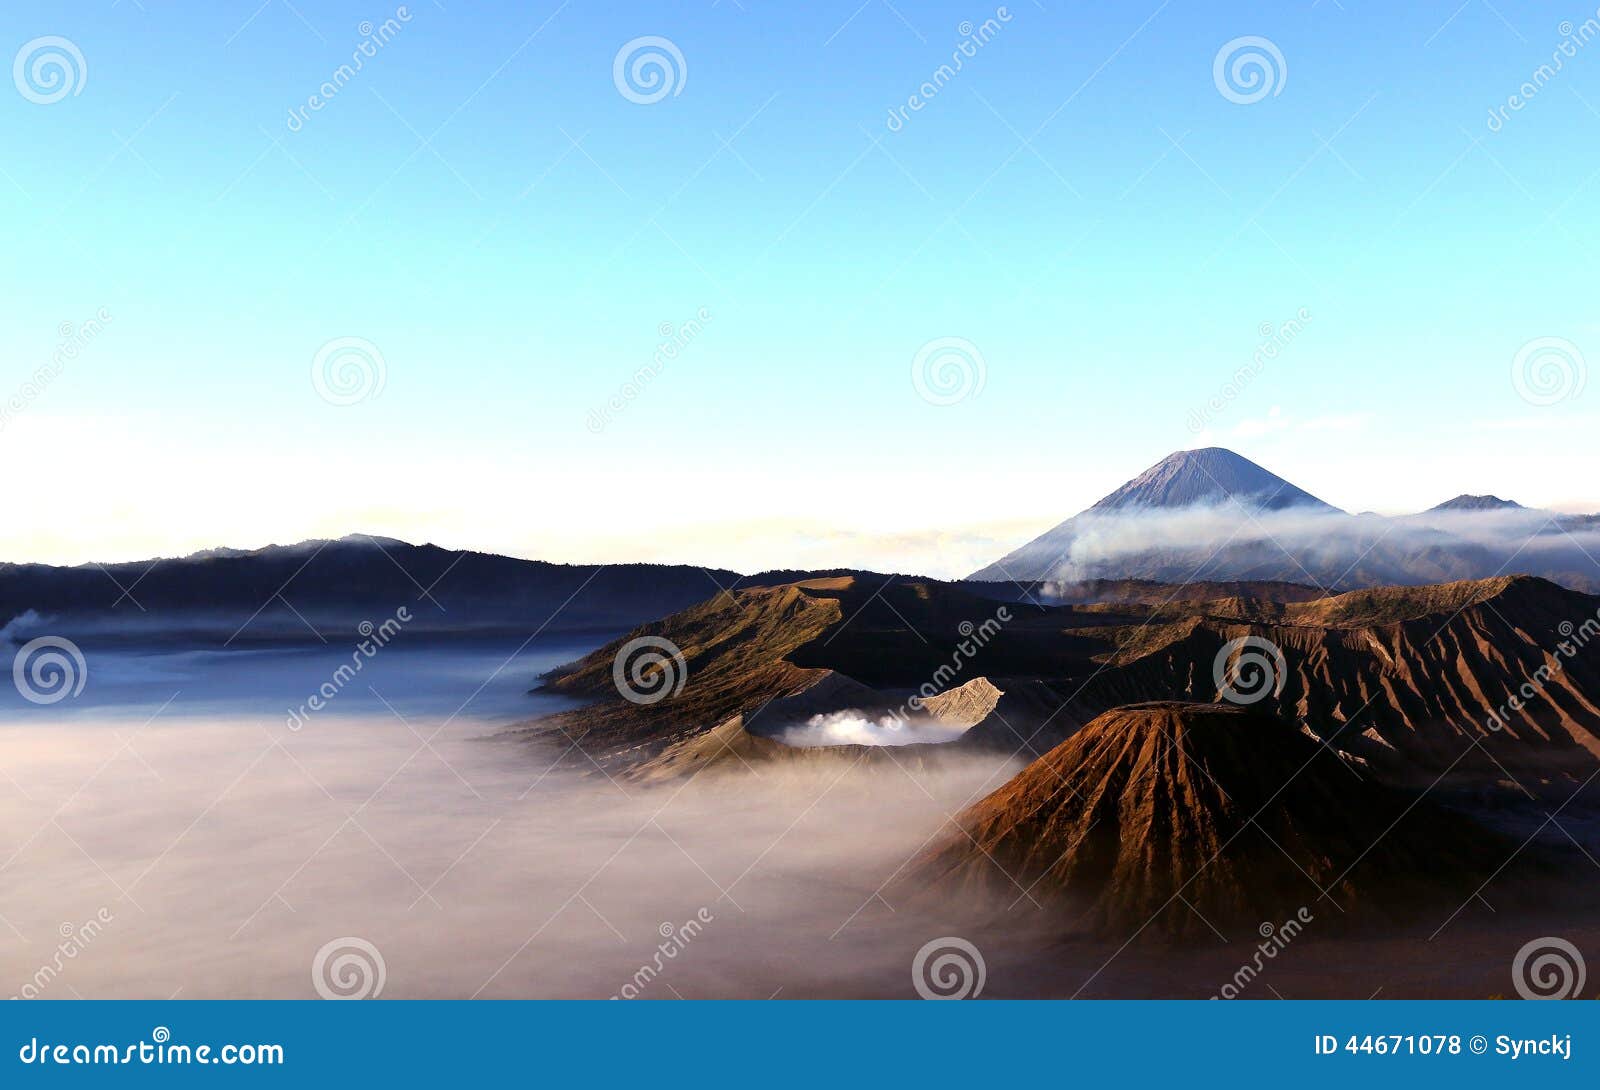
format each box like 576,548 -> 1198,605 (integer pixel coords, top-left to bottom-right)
1091,448 -> 1338,513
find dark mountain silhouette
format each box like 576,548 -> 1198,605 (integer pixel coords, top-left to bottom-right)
0,536 -> 748,645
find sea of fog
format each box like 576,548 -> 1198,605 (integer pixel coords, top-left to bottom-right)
0,637 -> 1032,1000
5,637 -> 1590,999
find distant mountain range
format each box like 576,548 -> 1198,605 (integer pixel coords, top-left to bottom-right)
5,447 -> 1598,647
0,536 -> 755,646
968,447 -> 1600,592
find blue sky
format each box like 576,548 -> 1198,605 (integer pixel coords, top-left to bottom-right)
3,1 -> 1597,575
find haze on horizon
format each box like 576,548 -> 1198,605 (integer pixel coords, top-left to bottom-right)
4,1 -> 1597,574
5,441 -> 1596,581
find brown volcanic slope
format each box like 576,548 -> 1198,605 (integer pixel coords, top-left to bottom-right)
1067,575 -> 1600,792
525,573 -> 1600,796
523,575 -> 1115,768
906,702 -> 1512,941
530,582 -> 845,765
948,575 -> 1600,795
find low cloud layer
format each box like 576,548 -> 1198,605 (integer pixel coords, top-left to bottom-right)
1023,504 -> 1600,591
0,609 -> 44,643
0,710 -> 1022,999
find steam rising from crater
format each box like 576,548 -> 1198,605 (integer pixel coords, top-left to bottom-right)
776,709 -> 972,748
